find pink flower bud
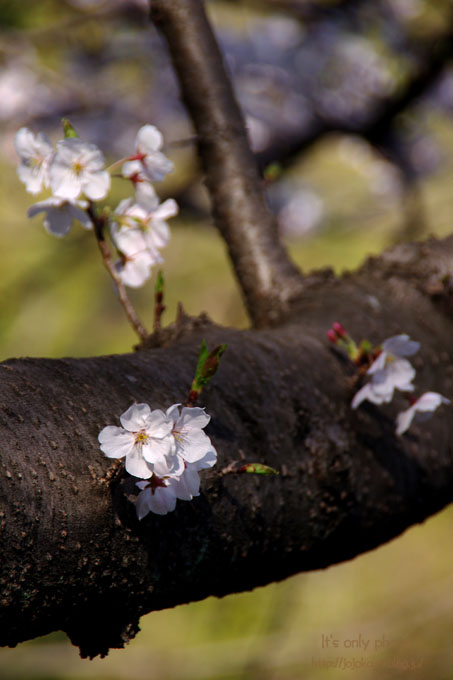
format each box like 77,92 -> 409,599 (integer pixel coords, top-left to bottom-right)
327,329 -> 337,344
333,322 -> 346,338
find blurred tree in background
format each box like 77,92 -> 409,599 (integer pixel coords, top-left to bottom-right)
1,1 -> 453,678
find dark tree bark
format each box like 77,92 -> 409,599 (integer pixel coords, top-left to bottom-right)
1,0 -> 453,660
150,0 -> 304,328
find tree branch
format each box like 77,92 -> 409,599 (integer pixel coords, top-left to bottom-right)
149,0 -> 304,328
1,235 -> 453,658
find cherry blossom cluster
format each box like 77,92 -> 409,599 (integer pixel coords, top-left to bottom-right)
14,123 -> 177,288
99,402 -> 217,517
328,325 -> 450,435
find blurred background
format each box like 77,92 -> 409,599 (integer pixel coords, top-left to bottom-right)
1,0 -> 453,677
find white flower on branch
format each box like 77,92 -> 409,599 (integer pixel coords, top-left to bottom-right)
396,392 -> 450,436
112,185 -> 178,251
27,197 -> 92,237
352,334 -> 419,409
166,404 -> 216,464
122,124 -> 174,183
135,478 -> 178,518
15,127 -> 53,195
174,449 -> 217,502
98,402 -> 175,479
135,449 -> 217,518
49,138 -> 110,201
112,226 -> 161,288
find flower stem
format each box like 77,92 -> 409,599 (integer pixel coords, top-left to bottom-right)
88,203 -> 148,341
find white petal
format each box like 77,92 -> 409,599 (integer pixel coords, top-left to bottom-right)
175,466 -> 200,501
120,402 -> 152,432
136,124 -> 163,153
115,257 -> 153,288
141,435 -> 174,464
152,453 -> 184,478
195,448 -> 217,470
145,410 -> 174,438
98,426 -> 135,459
142,153 -> 174,182
136,488 -> 152,520
153,198 -> 178,221
395,406 -> 416,436
135,181 -> 158,208
50,166 -> 82,200
351,382 -> 389,409
121,159 -> 142,178
367,352 -> 387,375
148,486 -> 177,515
178,407 -> 210,430
165,403 -> 181,424
82,170 -> 111,200
178,429 -> 213,463
124,447 -> 154,479
412,391 -> 450,412
382,334 -> 420,358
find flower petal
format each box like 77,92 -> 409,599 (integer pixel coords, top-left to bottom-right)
98,426 -> 135,459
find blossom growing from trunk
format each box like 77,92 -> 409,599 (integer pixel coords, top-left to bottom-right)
166,404 -> 216,464
135,478 -> 177,518
27,197 -> 92,237
396,392 -> 450,435
352,334 -> 419,409
122,124 -> 173,182
98,403 -> 175,478
173,449 -> 217,502
15,127 -> 53,195
49,138 -> 110,201
135,449 -> 217,518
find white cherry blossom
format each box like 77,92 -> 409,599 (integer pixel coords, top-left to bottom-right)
112,186 -> 178,253
396,392 -> 450,436
174,449 -> 217,502
122,124 -> 173,182
27,197 -> 91,237
112,225 -> 161,288
352,334 -> 419,409
135,449 -> 217,518
15,127 -> 53,195
98,402 -> 174,478
166,404 -> 216,464
136,478 -> 177,518
49,138 -> 110,201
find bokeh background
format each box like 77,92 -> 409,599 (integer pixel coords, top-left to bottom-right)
1,0 -> 453,677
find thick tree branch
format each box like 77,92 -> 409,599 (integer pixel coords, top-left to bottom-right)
149,0 -> 304,328
1,236 -> 453,657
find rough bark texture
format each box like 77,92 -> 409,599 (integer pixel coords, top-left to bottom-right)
1,236 -> 453,657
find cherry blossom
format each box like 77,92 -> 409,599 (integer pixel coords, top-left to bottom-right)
122,124 -> 174,183
15,127 -> 53,195
135,449 -> 217,518
396,392 -> 450,436
27,197 -> 92,237
135,478 -> 177,518
98,402 -> 175,478
174,449 -> 217,502
166,404 -> 216,464
112,225 -> 161,288
49,138 -> 110,201
352,334 -> 419,409
112,186 -> 178,253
